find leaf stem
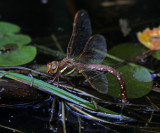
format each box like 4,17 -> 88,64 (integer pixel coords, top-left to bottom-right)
51,34 -> 64,54
106,53 -> 124,62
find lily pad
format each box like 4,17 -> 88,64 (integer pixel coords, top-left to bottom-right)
0,46 -> 37,66
0,21 -> 20,35
152,50 -> 160,60
105,43 -> 148,65
0,21 -> 36,66
0,34 -> 31,48
107,65 -> 153,98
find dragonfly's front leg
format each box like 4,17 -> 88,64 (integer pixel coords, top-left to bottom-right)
50,71 -> 60,87
56,72 -> 60,87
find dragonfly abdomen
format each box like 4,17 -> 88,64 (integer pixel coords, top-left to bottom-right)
77,64 -> 128,103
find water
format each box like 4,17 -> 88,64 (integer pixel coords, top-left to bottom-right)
0,0 -> 160,132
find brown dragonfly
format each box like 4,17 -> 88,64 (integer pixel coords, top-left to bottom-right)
47,10 -> 128,103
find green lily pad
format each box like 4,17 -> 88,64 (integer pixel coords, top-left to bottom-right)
0,21 -> 20,35
0,34 -> 31,48
107,65 -> 153,98
152,50 -> 160,60
0,46 -> 37,66
104,43 -> 148,65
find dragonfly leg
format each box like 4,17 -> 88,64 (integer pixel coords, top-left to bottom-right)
49,72 -> 60,87
50,76 -> 57,83
64,77 -> 75,87
57,75 -> 59,87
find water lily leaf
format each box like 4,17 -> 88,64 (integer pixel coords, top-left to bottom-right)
0,46 -> 36,66
0,34 -> 31,48
106,43 -> 148,64
0,21 -> 20,35
152,50 -> 160,60
107,65 -> 153,98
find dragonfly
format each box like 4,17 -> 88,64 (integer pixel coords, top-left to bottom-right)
47,10 -> 128,103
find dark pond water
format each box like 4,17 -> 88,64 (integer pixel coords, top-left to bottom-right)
0,0 -> 160,133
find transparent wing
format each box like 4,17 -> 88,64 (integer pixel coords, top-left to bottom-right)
77,35 -> 107,64
82,71 -> 108,94
67,10 -> 92,58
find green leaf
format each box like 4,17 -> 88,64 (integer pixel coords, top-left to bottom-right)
0,21 -> 37,66
0,46 -> 37,66
152,50 -> 160,60
0,34 -> 31,48
107,65 -> 153,98
105,43 -> 148,65
0,21 -> 20,35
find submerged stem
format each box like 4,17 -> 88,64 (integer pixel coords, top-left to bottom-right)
78,116 -> 82,133
62,101 -> 66,133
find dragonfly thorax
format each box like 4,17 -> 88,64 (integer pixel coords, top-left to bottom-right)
58,58 -> 79,76
47,61 -> 59,74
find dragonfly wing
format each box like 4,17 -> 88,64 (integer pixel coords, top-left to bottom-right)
67,10 -> 92,57
77,35 -> 107,64
82,71 -> 108,94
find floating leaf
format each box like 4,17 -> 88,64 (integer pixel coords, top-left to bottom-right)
0,21 -> 20,35
0,46 -> 36,66
0,34 -> 31,48
103,43 -> 148,65
107,65 -> 153,98
152,50 -> 160,60
108,43 -> 148,60
0,21 -> 36,66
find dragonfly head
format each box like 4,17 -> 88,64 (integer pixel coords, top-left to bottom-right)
47,61 -> 59,74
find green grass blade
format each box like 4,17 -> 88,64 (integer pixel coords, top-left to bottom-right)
0,70 -> 132,120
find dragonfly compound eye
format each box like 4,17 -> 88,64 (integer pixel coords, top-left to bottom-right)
48,61 -> 59,74
52,64 -> 56,70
